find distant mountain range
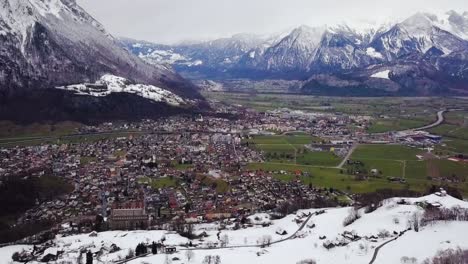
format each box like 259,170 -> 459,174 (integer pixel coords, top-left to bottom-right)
121,11 -> 468,96
0,0 -> 202,123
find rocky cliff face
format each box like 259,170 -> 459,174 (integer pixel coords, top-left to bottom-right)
0,0 -> 200,99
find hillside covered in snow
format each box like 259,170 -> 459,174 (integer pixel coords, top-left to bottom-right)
57,75 -> 188,106
2,193 -> 468,264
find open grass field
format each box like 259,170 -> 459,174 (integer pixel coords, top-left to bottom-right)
204,92 -> 468,118
367,118 -> 428,133
296,151 -> 341,167
247,143 -> 468,196
0,131 -> 144,148
429,124 -> 468,141
198,175 -> 229,193
246,134 -> 340,166
444,110 -> 468,125
0,121 -> 82,139
248,162 -> 420,194
245,134 -> 321,145
437,138 -> 468,155
248,158 -> 468,196
138,177 -> 177,189
351,144 -> 423,161
349,144 -> 468,195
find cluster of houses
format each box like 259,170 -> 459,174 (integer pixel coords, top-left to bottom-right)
0,101 -> 451,240
1,110 -> 341,236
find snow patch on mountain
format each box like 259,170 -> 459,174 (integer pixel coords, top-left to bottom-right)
366,47 -> 383,59
57,75 -> 186,106
28,0 -> 64,18
139,49 -> 188,64
190,60 -> 203,66
371,70 -> 391,79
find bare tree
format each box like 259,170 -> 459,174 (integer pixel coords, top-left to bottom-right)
164,254 -> 172,264
126,249 -> 134,259
203,255 -> 222,264
343,207 -> 361,226
220,234 -> 229,247
411,212 -> 421,232
185,250 -> 194,262
422,248 -> 468,264
258,235 -> 272,247
296,259 -> 317,264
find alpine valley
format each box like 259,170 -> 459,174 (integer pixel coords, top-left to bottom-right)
121,11 -> 468,96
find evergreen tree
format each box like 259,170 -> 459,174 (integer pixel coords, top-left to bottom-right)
151,242 -> 158,254
86,251 -> 93,264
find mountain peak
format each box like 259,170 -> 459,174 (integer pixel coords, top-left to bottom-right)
401,12 -> 436,31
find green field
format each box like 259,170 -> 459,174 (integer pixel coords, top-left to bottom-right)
0,121 -> 82,138
246,135 -> 340,166
367,118 -> 428,133
203,93 -> 464,118
0,131 -> 144,148
437,138 -> 468,155
199,175 -> 229,193
138,177 -> 177,189
248,162 -> 421,194
352,144 -> 423,161
348,144 -> 422,178
429,124 -> 468,141
248,143 -> 468,196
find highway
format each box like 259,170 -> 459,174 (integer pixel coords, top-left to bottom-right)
413,110 -> 446,131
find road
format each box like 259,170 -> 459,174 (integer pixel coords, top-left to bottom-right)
413,110 -> 446,131
336,144 -> 358,169
368,229 -> 409,264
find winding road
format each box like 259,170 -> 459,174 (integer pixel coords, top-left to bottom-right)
368,237 -> 399,264
368,230 -> 410,264
413,110 -> 446,131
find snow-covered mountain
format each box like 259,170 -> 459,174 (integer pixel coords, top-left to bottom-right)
121,11 -> 468,95
0,0 -> 199,99
370,13 -> 468,60
0,0 -> 203,122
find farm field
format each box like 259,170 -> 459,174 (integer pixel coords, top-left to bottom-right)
248,162 -> 420,194
248,144 -> 468,196
203,93 -> 468,118
138,177 -> 177,189
429,124 -> 468,140
366,118 -> 428,133
246,135 -> 340,167
436,137 -> 468,155
351,144 -> 423,161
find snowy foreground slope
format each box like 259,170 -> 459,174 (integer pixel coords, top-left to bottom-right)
1,194 -> 468,264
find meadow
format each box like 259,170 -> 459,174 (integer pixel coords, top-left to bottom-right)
246,134 -> 341,167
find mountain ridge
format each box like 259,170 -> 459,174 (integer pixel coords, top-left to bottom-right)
0,0 -> 201,99
120,10 -> 468,95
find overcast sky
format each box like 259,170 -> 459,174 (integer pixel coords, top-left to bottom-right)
77,0 -> 468,44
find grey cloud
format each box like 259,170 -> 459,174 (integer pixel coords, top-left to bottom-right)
77,0 -> 468,44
